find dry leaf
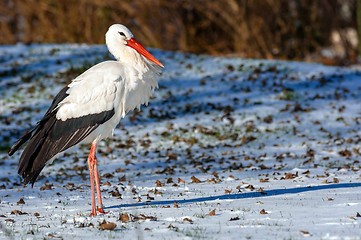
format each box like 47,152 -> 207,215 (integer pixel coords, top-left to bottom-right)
103,173 -> 114,178
178,178 -> 185,184
302,170 -> 310,175
119,213 -> 130,223
212,171 -> 219,179
155,180 -> 164,187
10,210 -> 27,215
260,209 -> 268,214
17,198 -> 25,205
167,152 -> 178,160
209,209 -> 216,216
229,216 -> 240,221
40,184 -> 53,191
118,175 -> 126,182
131,214 -> 157,221
300,230 -> 311,236
154,188 -> 163,195
224,189 -> 232,194
281,172 -> 298,180
99,220 -> 116,230
109,188 -> 122,198
191,176 -> 201,183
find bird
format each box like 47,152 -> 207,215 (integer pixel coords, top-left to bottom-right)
8,24 -> 164,216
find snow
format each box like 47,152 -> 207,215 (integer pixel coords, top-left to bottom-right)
0,44 -> 361,239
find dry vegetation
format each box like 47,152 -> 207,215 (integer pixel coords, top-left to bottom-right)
0,0 -> 359,64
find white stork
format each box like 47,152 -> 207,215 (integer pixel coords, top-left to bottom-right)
8,24 -> 164,216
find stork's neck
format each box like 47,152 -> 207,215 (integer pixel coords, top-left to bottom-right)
105,34 -> 162,80
109,47 -> 147,75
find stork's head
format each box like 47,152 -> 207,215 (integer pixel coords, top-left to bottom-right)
105,24 -> 164,68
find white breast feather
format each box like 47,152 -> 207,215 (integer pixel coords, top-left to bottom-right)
55,60 -> 160,125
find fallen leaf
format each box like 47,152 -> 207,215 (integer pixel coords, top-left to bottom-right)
166,152 -> 178,160
281,172 -> 298,180
102,173 -> 114,178
17,198 -> 25,205
260,209 -> 268,214
118,175 -> 126,182
99,220 -> 116,231
154,188 -> 163,195
119,213 -> 130,223
224,189 -> 232,194
191,176 -> 201,183
300,230 -> 311,236
178,178 -> 185,184
10,210 -> 27,215
131,214 -> 157,221
302,170 -> 310,175
338,149 -> 352,158
155,180 -> 164,187
209,209 -> 216,216
259,178 -> 269,183
40,184 -> 53,191
212,172 -> 219,179
109,188 -> 122,198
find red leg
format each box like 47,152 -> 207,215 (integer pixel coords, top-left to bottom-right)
87,143 -> 106,216
94,162 -> 106,214
87,145 -> 96,216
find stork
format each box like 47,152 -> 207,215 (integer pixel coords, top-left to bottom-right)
8,24 -> 164,216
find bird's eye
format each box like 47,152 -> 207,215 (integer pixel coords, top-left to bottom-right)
119,32 -> 126,37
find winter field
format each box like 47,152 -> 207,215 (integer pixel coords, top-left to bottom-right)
0,44 -> 360,239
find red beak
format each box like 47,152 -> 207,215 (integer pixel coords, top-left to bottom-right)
126,38 -> 164,68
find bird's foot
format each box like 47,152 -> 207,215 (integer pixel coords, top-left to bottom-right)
90,210 -> 97,217
89,205 -> 107,217
97,205 -> 107,214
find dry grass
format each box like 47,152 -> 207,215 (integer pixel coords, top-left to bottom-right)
0,0 -> 358,63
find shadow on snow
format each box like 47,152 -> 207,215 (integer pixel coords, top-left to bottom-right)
106,182 -> 361,209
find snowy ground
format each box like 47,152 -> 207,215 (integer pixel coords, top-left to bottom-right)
0,44 -> 360,239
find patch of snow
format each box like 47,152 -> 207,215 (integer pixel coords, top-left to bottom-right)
0,44 -> 360,239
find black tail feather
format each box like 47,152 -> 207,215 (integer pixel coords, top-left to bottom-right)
8,129 -> 35,156
17,120 -> 54,185
14,109 -> 115,185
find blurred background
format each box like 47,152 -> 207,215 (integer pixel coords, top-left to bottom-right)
1,0 -> 360,65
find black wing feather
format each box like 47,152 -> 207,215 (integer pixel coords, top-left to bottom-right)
9,85 -> 115,185
9,86 -> 70,156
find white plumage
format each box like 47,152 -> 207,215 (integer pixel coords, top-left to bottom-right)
9,24 -> 164,216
